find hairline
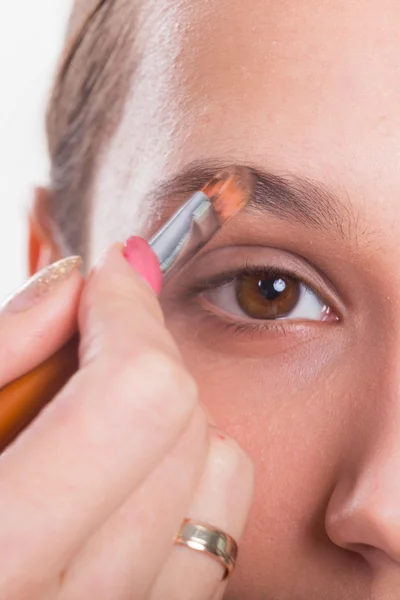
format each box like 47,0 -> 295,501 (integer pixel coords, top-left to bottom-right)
46,0 -> 136,257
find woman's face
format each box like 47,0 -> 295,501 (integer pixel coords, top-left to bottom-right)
86,1 -> 400,597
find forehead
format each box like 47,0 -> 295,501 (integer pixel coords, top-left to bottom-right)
91,0 -> 400,253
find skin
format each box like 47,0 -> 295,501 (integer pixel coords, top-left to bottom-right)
28,0 -> 400,597
0,246 -> 253,599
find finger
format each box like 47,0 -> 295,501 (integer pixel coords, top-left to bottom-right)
0,245 -> 198,596
0,256 -> 83,385
62,407 -> 209,600
78,242 -> 171,368
149,429 -> 254,600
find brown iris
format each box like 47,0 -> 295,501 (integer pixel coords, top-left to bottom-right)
236,272 -> 300,319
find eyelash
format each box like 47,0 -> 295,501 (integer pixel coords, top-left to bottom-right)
196,310 -> 292,339
188,263 -> 310,296
185,263 -> 335,339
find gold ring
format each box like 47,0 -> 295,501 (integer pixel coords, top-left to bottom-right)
174,519 -> 238,580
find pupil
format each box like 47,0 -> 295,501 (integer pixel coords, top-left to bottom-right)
258,277 -> 287,301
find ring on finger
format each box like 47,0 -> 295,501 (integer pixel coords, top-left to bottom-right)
174,518 -> 238,580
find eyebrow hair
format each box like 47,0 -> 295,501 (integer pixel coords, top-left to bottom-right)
152,160 -> 355,239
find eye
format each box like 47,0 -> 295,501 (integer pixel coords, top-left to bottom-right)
202,269 -> 333,321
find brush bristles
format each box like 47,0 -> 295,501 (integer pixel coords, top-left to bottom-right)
201,166 -> 256,224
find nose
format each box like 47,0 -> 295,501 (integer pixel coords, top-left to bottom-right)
326,425 -> 400,566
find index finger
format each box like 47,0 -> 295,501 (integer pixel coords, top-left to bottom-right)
0,244 -> 198,595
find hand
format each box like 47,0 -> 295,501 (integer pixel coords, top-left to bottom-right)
0,240 -> 254,600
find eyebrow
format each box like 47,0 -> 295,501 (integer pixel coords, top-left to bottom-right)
151,160 -> 354,239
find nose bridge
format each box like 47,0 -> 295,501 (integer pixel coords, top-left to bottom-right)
326,397 -> 400,564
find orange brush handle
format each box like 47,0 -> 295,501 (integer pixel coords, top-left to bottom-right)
0,169 -> 254,455
0,336 -> 79,452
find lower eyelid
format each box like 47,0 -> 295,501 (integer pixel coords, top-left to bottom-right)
191,302 -> 328,348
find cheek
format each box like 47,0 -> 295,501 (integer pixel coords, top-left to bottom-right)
166,316 -> 363,545
184,349 -> 337,506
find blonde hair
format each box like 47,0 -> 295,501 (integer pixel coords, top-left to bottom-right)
46,0 -> 135,256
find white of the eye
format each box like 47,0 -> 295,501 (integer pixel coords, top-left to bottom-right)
281,285 -> 325,320
203,280 -> 327,321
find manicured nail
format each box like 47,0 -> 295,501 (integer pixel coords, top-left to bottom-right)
2,256 -> 82,313
123,236 -> 162,294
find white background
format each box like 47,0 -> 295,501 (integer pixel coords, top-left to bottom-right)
0,1 -> 72,299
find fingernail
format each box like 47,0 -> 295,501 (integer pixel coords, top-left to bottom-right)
2,256 -> 82,313
123,236 -> 162,294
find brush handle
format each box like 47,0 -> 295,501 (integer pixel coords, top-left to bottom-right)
0,335 -> 79,452
150,192 -> 210,271
0,171 -> 251,454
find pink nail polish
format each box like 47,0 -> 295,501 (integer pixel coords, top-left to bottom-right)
123,237 -> 162,294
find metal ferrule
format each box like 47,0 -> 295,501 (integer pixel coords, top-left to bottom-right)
149,191 -> 220,281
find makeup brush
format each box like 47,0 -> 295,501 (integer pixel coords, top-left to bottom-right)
152,166 -> 255,277
0,166 -> 255,452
